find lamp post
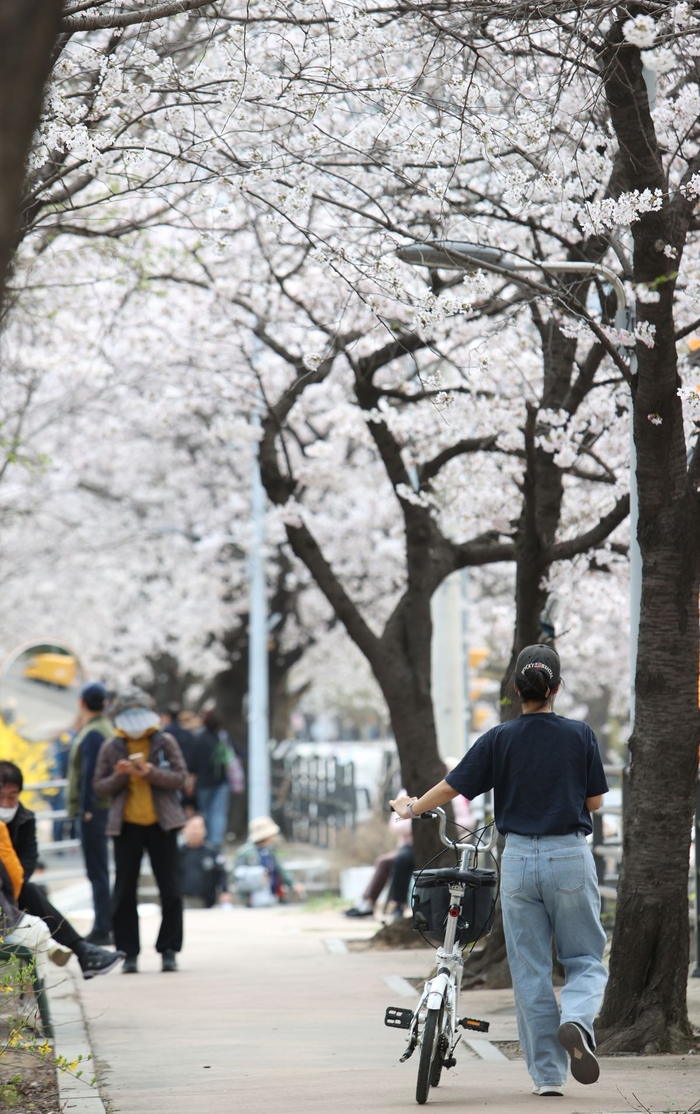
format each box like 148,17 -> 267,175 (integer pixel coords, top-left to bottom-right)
397,241 -> 640,726
248,408 -> 271,822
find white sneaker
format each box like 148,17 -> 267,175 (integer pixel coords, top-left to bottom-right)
532,1086 -> 564,1096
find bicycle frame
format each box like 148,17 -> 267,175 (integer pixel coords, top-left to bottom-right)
400,810 -> 498,1075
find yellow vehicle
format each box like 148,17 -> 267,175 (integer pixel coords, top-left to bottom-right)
23,653 -> 77,688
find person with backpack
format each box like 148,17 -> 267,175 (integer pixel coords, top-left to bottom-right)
390,644 -> 608,1098
93,687 -> 187,974
190,710 -> 232,849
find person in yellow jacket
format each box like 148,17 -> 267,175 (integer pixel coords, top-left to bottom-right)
94,687 -> 187,974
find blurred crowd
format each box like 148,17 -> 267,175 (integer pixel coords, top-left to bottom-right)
0,683 -> 303,985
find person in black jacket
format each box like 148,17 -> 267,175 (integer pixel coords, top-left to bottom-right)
0,762 -> 124,979
160,704 -> 197,815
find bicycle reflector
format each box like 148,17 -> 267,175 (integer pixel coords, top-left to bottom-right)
459,1018 -> 490,1033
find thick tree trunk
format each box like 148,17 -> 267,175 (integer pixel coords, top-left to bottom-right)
596,27 -> 700,1052
377,607 -> 452,869
0,0 -> 62,307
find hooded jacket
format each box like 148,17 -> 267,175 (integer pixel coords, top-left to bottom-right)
93,730 -> 187,836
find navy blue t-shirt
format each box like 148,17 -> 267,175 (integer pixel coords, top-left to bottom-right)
445,713 -> 608,836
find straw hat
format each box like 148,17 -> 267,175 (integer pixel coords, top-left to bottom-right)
248,816 -> 281,844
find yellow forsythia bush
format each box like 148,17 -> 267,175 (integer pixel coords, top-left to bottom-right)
0,718 -> 53,813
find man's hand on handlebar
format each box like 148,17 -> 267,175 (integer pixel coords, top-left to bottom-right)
390,795 -> 418,820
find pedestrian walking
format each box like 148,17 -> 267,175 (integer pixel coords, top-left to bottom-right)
160,704 -> 197,815
67,682 -> 113,944
0,761 -> 125,978
93,687 -> 187,974
190,710 -> 231,849
390,644 -> 608,1097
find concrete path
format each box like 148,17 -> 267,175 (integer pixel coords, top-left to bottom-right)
68,905 -> 700,1114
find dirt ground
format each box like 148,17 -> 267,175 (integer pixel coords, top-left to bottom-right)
0,1048 -> 58,1113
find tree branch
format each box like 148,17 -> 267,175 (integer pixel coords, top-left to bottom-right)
61,0 -> 218,32
545,495 -> 630,562
420,435 -> 500,484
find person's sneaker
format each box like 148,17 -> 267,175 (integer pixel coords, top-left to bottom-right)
122,956 -> 138,974
85,929 -> 113,946
343,906 -> 374,918
48,945 -> 72,967
533,1086 -> 564,1096
557,1022 -> 600,1084
161,950 -> 178,972
78,943 -> 125,980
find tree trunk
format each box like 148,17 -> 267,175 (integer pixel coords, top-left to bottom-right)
377,625 -> 451,869
596,26 -> 700,1052
0,0 -> 62,307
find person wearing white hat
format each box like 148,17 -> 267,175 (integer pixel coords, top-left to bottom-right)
233,817 -> 304,906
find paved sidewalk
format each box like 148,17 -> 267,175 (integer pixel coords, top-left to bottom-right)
70,906 -> 700,1114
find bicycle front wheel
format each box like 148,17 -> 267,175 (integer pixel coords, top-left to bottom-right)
416,1007 -> 441,1104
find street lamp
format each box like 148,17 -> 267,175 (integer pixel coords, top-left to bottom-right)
248,408 -> 271,822
397,240 -> 641,725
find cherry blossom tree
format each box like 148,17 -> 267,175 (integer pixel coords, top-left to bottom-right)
6,1 -> 698,1039
359,0 -> 700,1056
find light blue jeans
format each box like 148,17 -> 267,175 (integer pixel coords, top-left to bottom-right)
501,832 -> 608,1089
196,783 -> 230,849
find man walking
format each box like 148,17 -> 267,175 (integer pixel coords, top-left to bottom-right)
68,682 -> 113,944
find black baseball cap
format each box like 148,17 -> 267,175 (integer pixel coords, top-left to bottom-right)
80,682 -> 109,712
514,644 -> 561,688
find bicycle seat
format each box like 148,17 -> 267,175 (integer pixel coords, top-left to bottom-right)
413,867 -> 490,888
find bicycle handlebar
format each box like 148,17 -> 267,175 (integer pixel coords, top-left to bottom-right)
420,806 -> 498,854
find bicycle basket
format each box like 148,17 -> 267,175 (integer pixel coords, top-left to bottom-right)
411,868 -> 497,946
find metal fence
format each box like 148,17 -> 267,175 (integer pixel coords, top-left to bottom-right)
270,754 -> 360,848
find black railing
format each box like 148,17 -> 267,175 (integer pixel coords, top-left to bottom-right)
271,754 -> 357,848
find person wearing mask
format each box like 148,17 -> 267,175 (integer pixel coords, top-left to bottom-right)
179,814 -> 231,908
94,687 -> 187,974
390,645 -> 608,1098
0,761 -> 125,978
190,710 -> 231,849
67,682 -> 113,944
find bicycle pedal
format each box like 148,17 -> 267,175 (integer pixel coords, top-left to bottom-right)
385,1006 -> 413,1030
459,1017 -> 490,1033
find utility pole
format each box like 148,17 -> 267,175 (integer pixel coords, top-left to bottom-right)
248,410 -> 270,822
